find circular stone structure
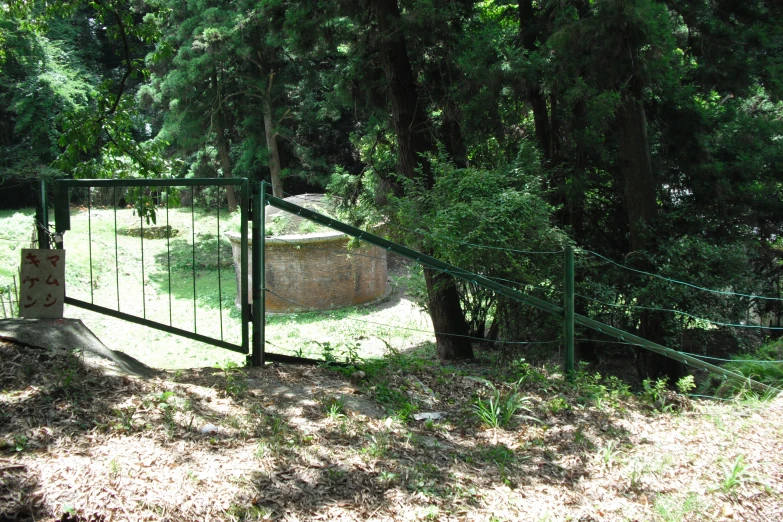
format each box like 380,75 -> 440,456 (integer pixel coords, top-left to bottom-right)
227,194 -> 388,313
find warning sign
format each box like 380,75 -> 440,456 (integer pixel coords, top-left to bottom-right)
19,249 -> 65,318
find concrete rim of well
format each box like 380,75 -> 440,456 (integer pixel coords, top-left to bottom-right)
226,193 -> 350,243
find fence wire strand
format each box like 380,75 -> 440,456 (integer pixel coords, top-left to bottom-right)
580,249 -> 783,302
575,293 -> 783,330
264,287 -> 559,346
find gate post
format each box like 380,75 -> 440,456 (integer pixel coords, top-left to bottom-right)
250,181 -> 266,366
36,179 -> 49,249
564,245 -> 575,380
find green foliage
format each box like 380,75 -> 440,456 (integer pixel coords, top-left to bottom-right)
389,148 -> 566,341
2,0 -> 167,183
572,366 -> 631,409
676,375 -> 696,395
720,454 -> 748,494
724,340 -> 783,391
12,433 -> 29,452
215,360 -> 248,398
472,380 -> 537,429
0,17 -> 95,180
641,377 -> 672,412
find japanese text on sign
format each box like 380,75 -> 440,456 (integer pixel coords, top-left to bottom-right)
19,249 -> 65,318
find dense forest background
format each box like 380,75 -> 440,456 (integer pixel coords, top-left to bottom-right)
2,0 -> 782,381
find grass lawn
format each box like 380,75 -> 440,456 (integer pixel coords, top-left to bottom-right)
1,206 -> 434,369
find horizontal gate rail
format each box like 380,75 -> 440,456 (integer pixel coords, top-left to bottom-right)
65,297 -> 245,353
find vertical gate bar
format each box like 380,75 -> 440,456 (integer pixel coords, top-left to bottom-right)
12,276 -> 18,316
166,191 -> 172,327
1,293 -> 6,319
191,186 -> 197,333
36,179 -> 48,249
217,186 -> 224,341
259,182 -> 266,363
240,181 -> 249,354
140,198 -> 146,319
564,245 -> 575,380
113,187 -> 120,310
114,187 -> 120,311
251,181 -> 264,366
88,188 -> 94,304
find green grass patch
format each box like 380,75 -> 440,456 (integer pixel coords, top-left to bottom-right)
0,206 -> 433,369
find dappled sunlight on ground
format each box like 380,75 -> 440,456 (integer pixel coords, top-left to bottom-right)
2,340 -> 782,521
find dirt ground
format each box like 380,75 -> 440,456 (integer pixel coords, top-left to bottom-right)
1,339 -> 782,522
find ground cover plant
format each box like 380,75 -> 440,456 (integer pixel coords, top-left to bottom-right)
1,339 -> 782,521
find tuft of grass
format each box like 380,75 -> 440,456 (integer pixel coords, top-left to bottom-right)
473,380 -> 538,429
596,441 -> 621,467
720,454 -> 748,494
322,395 -> 346,420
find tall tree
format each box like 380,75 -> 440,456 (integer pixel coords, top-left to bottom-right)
370,0 -> 473,360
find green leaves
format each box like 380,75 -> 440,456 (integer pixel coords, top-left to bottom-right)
473,380 -> 538,429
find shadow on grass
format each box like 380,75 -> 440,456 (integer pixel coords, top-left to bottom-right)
221,344 -> 635,519
1,337 -> 640,521
146,234 -> 236,311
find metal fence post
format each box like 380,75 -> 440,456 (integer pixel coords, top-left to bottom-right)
240,181 -> 250,355
259,181 -> 266,362
250,181 -> 265,366
564,245 -> 575,380
36,179 -> 49,249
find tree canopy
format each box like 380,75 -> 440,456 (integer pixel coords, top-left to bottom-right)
2,0 -> 782,376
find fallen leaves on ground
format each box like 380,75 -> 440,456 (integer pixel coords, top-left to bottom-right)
1,340 -> 782,521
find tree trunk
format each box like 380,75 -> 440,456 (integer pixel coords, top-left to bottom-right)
212,72 -> 237,212
425,267 -> 473,360
616,90 -> 682,381
259,68 -> 284,198
617,94 -> 656,255
518,0 -> 552,161
373,0 -> 472,360
374,0 -> 433,185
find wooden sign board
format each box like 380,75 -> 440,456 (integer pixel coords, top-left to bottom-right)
19,249 -> 65,318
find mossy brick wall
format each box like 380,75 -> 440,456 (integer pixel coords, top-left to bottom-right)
229,233 -> 388,312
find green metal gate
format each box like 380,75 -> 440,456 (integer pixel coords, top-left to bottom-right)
41,178 -> 263,364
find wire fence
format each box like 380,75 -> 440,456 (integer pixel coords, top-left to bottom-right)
580,249 -> 783,302
261,192 -> 781,383
3,182 -> 778,386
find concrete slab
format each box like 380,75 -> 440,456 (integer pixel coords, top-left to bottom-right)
0,318 -> 156,378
